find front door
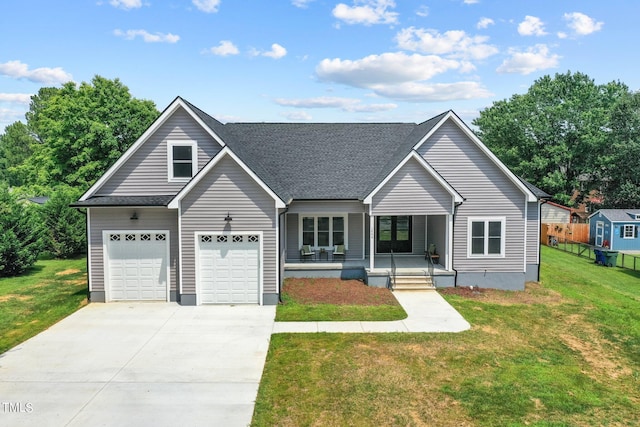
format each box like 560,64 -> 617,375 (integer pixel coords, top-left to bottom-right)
595,221 -> 604,247
376,216 -> 412,253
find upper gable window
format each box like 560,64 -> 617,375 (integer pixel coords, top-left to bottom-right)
167,141 -> 197,182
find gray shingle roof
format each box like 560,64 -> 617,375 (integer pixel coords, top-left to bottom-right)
71,195 -> 174,207
593,209 -> 640,222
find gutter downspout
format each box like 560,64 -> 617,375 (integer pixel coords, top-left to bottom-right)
538,199 -> 548,282
452,200 -> 464,287
277,206 -> 289,303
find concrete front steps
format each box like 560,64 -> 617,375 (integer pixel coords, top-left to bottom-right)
392,274 -> 436,291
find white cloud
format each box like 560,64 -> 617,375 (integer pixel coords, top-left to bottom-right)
316,52 -> 463,87
0,108 -> 27,130
255,43 -> 287,59
416,6 -> 429,17
282,111 -> 313,121
332,0 -> 398,26
0,60 -> 72,84
463,0 -> 479,4
0,93 -> 31,104
192,0 -> 220,13
563,12 -> 603,36
109,0 -> 142,10
206,40 -> 239,56
518,16 -> 547,36
395,27 -> 498,60
557,32 -> 568,39
371,81 -> 493,102
291,0 -> 314,8
114,29 -> 180,43
274,96 -> 396,112
497,44 -> 560,75
477,17 -> 494,29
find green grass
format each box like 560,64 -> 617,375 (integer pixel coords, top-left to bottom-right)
275,292 -> 407,321
0,258 -> 88,354
253,246 -> 640,426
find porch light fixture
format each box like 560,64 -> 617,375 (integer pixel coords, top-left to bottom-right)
224,212 -> 233,222
130,212 -> 138,220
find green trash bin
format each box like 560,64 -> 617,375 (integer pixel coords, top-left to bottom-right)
602,250 -> 619,267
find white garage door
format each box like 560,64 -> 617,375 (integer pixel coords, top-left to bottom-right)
198,234 -> 260,304
106,232 -> 169,301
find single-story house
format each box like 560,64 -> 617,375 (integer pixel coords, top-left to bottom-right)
73,97 -> 548,305
589,209 -> 640,250
541,201 -> 571,224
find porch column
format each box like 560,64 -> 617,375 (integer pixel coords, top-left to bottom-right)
447,213 -> 454,270
369,212 -> 375,270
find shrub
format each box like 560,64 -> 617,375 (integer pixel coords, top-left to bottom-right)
39,185 -> 86,258
0,188 -> 45,277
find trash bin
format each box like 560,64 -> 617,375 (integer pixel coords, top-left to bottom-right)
601,250 -> 619,267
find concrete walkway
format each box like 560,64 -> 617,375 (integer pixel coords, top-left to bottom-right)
273,290 -> 470,333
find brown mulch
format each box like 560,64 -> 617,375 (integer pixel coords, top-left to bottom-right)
438,281 -> 565,305
283,278 -> 399,306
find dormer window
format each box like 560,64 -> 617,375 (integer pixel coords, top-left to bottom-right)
168,140 -> 197,181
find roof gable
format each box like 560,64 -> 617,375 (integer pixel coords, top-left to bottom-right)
79,97 -> 226,201
590,209 -> 640,222
413,111 -> 538,202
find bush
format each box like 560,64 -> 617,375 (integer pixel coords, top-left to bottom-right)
0,188 -> 44,277
40,185 -> 86,258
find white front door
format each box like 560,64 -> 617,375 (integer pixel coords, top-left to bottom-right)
106,232 -> 169,301
197,234 -> 260,304
595,221 -> 604,247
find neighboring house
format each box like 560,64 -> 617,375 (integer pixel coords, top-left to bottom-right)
589,209 -> 640,250
541,201 -> 571,223
73,97 -> 548,305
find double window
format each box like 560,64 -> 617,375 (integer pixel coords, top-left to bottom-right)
168,140 -> 197,181
301,215 -> 346,248
622,224 -> 637,239
468,217 -> 505,257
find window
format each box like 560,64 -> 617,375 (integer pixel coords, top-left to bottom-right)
622,224 -> 637,239
468,217 -> 505,257
300,215 -> 348,248
167,141 -> 197,181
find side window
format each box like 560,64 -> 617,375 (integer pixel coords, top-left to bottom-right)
468,217 -> 505,257
167,141 -> 197,181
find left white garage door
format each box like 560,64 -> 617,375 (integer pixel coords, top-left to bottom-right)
106,232 -> 169,301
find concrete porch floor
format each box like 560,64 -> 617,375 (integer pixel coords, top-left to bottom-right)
285,254 -> 448,274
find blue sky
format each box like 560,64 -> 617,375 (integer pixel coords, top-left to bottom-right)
1,0 -> 636,131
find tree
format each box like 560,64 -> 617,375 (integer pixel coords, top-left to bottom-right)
473,71 -> 629,205
600,91 -> 640,207
39,185 -> 87,258
0,121 -> 37,187
0,187 -> 45,277
20,76 -> 158,188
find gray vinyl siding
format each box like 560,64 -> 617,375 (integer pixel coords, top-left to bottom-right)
88,207 -> 179,293
371,157 -> 453,216
347,213 -> 364,260
286,213 -> 300,260
180,155 -> 277,295
418,120 -> 526,273
288,200 -> 365,214
527,202 -> 539,265
541,204 -> 570,223
97,108 -> 222,196
412,215 -> 426,255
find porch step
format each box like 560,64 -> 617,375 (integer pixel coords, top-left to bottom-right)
391,275 -> 436,291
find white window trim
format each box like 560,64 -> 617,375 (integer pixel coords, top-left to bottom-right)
167,140 -> 197,182
298,214 -> 348,250
623,224 -> 635,239
467,217 -> 506,258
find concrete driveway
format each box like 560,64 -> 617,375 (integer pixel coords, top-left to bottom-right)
0,303 -> 276,427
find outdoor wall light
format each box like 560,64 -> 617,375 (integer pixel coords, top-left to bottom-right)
224,212 -> 233,222
130,212 -> 139,220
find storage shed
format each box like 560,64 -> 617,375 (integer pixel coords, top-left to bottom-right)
589,209 -> 640,250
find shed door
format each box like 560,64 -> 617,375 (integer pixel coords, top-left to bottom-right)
595,221 -> 604,247
106,232 -> 168,301
198,234 -> 260,304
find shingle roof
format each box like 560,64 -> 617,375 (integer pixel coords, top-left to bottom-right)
71,195 -> 174,207
593,209 -> 640,222
519,178 -> 551,199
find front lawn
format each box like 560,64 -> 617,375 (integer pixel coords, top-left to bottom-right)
276,278 -> 407,321
253,246 -> 640,426
0,258 -> 87,354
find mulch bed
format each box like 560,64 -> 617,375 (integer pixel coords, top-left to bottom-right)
283,278 -> 399,306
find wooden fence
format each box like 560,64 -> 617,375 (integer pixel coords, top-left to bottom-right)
541,222 -> 590,245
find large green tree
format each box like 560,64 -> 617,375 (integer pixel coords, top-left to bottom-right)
17,76 -> 158,188
473,71 -> 629,205
0,121 -> 37,187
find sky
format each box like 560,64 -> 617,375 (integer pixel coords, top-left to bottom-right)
1,0 -> 638,131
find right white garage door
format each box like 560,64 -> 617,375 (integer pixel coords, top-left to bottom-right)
197,234 -> 260,304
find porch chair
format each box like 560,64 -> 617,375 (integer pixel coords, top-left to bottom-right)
332,244 -> 346,261
425,243 -> 440,264
300,244 -> 315,262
